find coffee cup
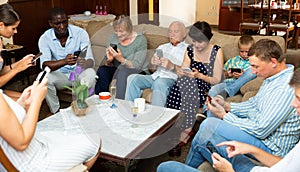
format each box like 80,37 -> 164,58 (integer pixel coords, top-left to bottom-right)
99,92 -> 111,101
134,98 -> 145,113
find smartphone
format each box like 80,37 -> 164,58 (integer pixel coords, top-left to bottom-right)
73,50 -> 81,57
206,141 -> 218,153
231,68 -> 242,73
74,46 -> 88,58
110,43 -> 118,52
182,67 -> 193,72
36,66 -> 51,83
156,49 -> 163,58
31,52 -> 42,64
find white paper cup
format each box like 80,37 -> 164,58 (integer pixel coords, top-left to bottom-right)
134,98 -> 145,113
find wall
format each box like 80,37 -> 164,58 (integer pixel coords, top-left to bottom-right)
130,0 -> 196,27
159,0 -> 196,27
129,0 -> 138,25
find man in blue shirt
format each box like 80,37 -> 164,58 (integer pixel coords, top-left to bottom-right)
38,7 -> 94,114
182,39 -> 300,171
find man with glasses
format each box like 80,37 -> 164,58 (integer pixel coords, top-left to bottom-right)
38,7 -> 94,114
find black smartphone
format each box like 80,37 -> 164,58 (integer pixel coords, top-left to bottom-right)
36,66 -> 51,83
205,92 -> 212,103
110,43 -> 118,52
31,52 -> 42,64
73,50 -> 81,57
74,46 -> 88,58
231,68 -> 242,73
206,141 -> 218,153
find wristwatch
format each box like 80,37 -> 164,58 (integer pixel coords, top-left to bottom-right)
121,59 -> 127,65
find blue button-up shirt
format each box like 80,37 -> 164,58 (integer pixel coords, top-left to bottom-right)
38,24 -> 94,74
224,64 -> 300,157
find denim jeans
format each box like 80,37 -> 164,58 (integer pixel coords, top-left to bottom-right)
204,68 -> 256,116
157,161 -> 200,172
95,65 -> 117,95
125,74 -> 175,107
209,68 -> 256,97
185,118 -> 271,172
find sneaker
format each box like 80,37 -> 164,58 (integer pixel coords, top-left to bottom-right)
196,113 -> 206,122
216,94 -> 225,100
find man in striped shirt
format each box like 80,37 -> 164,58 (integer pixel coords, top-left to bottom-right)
184,39 -> 300,171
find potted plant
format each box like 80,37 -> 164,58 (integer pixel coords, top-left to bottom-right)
64,66 -> 96,116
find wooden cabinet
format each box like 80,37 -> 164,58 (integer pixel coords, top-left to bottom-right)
196,0 -> 220,25
219,0 -> 243,31
8,0 -> 129,54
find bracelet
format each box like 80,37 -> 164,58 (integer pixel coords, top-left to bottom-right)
121,59 -> 127,65
9,64 -> 12,70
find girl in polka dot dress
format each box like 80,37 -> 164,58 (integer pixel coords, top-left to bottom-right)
166,21 -> 224,142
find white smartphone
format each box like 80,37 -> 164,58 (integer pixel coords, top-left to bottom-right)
182,67 -> 193,72
36,66 -> 51,83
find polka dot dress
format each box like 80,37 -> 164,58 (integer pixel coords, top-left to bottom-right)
166,44 -> 220,129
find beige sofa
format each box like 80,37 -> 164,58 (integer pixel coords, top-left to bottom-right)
62,22 -> 291,171
85,21 -> 286,103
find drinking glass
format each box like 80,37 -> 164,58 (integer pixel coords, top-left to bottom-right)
110,80 -> 117,109
131,106 -> 138,128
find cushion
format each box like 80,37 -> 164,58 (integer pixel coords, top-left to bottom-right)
242,91 -> 258,102
142,88 -> 152,103
240,77 -> 264,95
226,94 -> 243,103
89,24 -> 114,47
86,20 -> 112,38
144,34 -> 169,50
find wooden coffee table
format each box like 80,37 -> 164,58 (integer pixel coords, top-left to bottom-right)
38,95 -> 180,172
81,96 -> 180,171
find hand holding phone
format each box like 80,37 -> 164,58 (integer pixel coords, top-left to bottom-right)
206,141 -> 218,153
74,46 -> 88,58
36,66 -> 51,83
73,50 -> 81,57
156,49 -> 163,58
110,44 -> 118,52
31,52 -> 42,64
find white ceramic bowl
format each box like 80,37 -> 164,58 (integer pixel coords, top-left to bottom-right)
99,92 -> 111,101
84,11 -> 91,16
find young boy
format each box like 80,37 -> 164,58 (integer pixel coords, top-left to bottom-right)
208,35 -> 256,98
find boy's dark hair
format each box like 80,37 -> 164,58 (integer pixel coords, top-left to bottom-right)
238,35 -> 255,48
188,21 -> 213,42
49,7 -> 66,20
289,68 -> 300,88
248,39 -> 284,62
